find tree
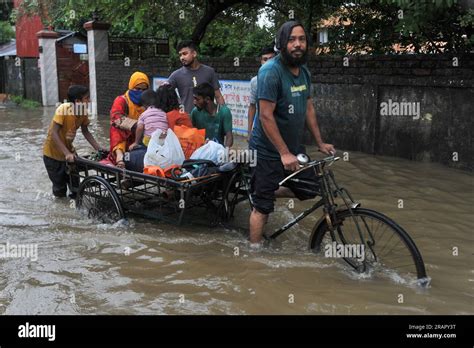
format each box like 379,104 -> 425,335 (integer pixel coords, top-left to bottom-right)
10,0 -> 282,57
10,0 -> 473,56
0,0 -> 14,21
320,0 -> 473,54
0,21 -> 14,44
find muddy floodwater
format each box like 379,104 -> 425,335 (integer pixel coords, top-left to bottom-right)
0,106 -> 472,315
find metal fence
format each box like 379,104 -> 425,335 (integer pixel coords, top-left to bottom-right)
109,37 -> 169,60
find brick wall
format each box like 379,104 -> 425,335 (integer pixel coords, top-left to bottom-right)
96,58 -> 173,116
95,54 -> 473,170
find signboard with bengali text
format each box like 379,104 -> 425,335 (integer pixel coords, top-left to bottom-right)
219,79 -> 251,136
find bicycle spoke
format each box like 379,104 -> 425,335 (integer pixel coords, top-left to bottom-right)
379,241 -> 408,258
312,208 -> 426,280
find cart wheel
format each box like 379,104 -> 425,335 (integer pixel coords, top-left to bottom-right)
76,176 -> 125,223
219,171 -> 243,221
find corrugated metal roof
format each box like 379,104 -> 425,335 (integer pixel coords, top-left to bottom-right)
0,40 -> 16,57
56,30 -> 76,42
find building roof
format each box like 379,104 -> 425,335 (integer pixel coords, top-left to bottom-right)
56,30 -> 87,42
0,39 -> 16,57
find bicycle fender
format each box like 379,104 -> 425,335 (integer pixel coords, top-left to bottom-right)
308,207 -> 360,250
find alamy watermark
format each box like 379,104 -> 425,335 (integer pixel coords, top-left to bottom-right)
218,148 -> 257,167
324,242 -> 365,262
18,322 -> 55,341
55,100 -> 94,117
380,99 -> 421,120
0,241 -> 38,261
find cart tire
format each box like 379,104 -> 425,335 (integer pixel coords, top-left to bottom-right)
219,171 -> 243,221
76,176 -> 125,223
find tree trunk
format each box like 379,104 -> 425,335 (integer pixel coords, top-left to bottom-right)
191,0 -> 258,45
191,8 -> 220,44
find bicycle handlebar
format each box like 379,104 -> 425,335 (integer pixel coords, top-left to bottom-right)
278,155 -> 340,186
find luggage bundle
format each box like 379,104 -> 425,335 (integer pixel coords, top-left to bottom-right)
125,126 -> 234,181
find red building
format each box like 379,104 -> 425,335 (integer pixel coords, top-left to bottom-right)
14,0 -> 43,58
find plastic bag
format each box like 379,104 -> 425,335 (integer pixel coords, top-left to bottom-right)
190,140 -> 225,165
174,125 -> 206,159
144,129 -> 185,168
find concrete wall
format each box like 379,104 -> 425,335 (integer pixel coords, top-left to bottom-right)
307,55 -> 473,171
95,54 -> 473,170
3,57 -> 23,96
23,58 -> 41,102
1,57 -> 41,102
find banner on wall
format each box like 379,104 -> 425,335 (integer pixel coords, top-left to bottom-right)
153,77 -> 252,136
219,79 -> 251,136
152,77 -> 168,91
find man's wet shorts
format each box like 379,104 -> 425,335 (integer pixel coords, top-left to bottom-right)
250,157 -> 320,214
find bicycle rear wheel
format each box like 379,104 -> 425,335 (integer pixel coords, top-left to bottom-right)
310,208 -> 427,281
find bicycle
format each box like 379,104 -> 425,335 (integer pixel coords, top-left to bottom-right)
249,154 -> 429,286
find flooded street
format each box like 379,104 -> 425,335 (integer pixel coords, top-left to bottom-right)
0,106 -> 472,315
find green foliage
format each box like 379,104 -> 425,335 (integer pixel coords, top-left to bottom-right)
21,99 -> 41,109
459,9 -> 474,46
13,0 -> 276,57
384,0 -> 469,52
10,95 -> 41,109
321,0 -> 473,54
199,5 -> 274,58
10,0 -> 473,56
9,95 -> 23,104
0,0 -> 14,22
0,21 -> 14,44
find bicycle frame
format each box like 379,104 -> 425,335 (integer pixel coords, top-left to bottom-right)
263,155 -> 384,273
266,157 -> 334,240
268,197 -> 325,240
266,156 -> 364,241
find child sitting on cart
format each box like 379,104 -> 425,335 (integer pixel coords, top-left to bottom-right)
157,84 -> 193,129
129,90 -> 169,150
43,85 -> 105,198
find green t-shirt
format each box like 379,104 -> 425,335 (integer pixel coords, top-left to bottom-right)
190,104 -> 233,145
249,54 -> 311,160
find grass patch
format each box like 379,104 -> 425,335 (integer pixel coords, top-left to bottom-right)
10,95 -> 41,109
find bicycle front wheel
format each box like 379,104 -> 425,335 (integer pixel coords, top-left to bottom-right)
310,208 -> 427,281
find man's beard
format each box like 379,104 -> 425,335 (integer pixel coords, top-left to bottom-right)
281,47 -> 308,67
182,58 -> 194,67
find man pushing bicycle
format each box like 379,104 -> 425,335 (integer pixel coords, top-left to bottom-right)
248,21 -> 335,245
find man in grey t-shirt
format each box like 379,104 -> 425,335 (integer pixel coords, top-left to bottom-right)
168,40 -> 225,114
247,46 -> 275,137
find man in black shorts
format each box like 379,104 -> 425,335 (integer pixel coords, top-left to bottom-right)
248,21 -> 335,245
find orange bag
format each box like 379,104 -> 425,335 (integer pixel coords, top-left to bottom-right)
144,166 -> 165,177
144,165 -> 180,178
173,125 -> 205,159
